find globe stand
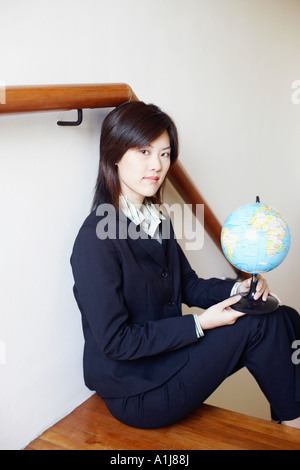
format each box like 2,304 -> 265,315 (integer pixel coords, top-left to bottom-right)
231,274 -> 279,315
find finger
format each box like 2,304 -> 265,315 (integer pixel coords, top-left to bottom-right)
226,308 -> 247,320
254,284 -> 268,300
238,278 -> 251,294
221,295 -> 242,309
254,277 -> 270,300
254,289 -> 269,301
255,276 -> 265,293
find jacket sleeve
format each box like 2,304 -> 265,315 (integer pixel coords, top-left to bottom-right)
71,223 -> 198,361
176,242 -> 235,309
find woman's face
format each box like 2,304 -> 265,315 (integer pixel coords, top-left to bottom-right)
117,131 -> 171,206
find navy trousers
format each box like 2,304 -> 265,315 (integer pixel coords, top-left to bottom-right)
104,306 -> 300,428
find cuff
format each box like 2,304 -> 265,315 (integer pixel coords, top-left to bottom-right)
193,314 -> 205,338
230,281 -> 242,296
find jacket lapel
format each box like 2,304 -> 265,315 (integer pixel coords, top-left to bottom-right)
136,235 -> 166,268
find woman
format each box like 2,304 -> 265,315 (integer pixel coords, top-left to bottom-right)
71,101 -> 300,429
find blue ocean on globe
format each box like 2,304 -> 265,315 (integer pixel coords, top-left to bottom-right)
221,202 -> 291,274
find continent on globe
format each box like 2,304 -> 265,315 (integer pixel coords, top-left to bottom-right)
221,227 -> 237,263
250,205 -> 288,257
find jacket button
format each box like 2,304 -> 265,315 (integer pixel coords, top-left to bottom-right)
161,271 -> 168,278
168,300 -> 175,308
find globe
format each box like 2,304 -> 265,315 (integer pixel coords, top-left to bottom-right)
221,197 -> 291,314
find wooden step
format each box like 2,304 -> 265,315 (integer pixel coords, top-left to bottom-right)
25,394 -> 300,450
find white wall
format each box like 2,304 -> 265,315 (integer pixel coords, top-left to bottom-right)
1,0 -> 300,449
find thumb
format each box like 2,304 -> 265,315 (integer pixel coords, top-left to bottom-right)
220,294 -> 242,309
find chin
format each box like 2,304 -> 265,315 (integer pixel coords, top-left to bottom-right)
144,190 -> 158,199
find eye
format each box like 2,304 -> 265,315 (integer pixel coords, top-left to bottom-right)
140,149 -> 150,156
161,152 -> 170,158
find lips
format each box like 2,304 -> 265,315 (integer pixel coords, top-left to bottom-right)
143,176 -> 159,183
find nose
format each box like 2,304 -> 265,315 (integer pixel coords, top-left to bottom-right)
149,153 -> 162,172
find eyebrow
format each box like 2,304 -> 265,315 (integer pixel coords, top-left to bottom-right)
148,144 -> 171,150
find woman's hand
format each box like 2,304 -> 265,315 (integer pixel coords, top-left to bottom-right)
197,295 -> 246,330
237,275 -> 282,303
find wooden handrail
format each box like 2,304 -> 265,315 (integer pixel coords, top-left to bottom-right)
0,83 -> 243,278
168,162 -> 222,249
0,83 -> 138,114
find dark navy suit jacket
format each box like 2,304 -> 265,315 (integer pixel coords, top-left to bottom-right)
71,204 -> 234,398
